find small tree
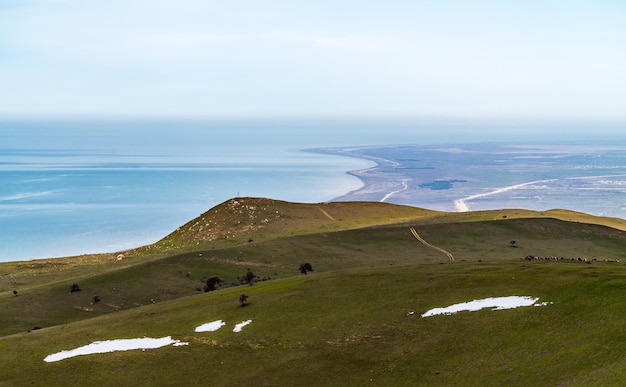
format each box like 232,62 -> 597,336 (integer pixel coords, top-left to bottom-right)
242,269 -> 256,285
239,293 -> 249,306
299,262 -> 314,275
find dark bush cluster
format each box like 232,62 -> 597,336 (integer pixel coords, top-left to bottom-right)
299,262 -> 314,275
204,276 -> 221,292
239,269 -> 257,285
69,283 -> 81,293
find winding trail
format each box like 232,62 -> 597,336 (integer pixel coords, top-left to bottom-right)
380,179 -> 411,202
454,179 -> 557,212
410,227 -> 455,262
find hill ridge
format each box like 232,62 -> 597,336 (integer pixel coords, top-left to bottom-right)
154,197 -> 626,254
155,197 -> 442,250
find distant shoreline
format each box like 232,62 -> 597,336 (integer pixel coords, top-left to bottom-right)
308,143 -> 626,218
303,147 -> 406,203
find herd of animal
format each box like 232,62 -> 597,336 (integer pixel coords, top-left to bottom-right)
523,255 -> 621,263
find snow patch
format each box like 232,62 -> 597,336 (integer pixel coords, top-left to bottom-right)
44,336 -> 186,362
233,320 -> 252,332
195,320 -> 226,332
421,296 -> 549,317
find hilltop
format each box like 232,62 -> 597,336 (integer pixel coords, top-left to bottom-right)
155,197 -> 441,248
1,198 -> 625,386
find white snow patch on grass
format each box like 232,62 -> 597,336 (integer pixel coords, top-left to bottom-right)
195,320 -> 226,332
44,336 -> 186,362
421,296 -> 548,317
233,320 -> 252,332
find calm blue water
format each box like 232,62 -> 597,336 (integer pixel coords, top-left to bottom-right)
1,119 -> 383,261
1,119 -> 624,261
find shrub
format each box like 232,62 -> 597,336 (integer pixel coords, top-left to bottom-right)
241,269 -> 256,285
299,262 -> 314,275
204,276 -> 221,292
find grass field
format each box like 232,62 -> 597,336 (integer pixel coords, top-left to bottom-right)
1,198 -> 625,386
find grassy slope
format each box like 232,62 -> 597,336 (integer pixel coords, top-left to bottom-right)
1,198 -> 625,386
0,198 -> 437,293
1,263 -> 624,386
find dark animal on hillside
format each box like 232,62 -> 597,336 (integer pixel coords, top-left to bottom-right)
70,283 -> 81,293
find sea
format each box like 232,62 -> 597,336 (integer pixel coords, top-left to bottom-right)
1,119 -> 625,262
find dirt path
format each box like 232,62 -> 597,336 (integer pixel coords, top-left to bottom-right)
318,206 -> 336,221
410,227 -> 455,262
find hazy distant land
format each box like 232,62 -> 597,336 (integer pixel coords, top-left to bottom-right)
311,142 -> 626,218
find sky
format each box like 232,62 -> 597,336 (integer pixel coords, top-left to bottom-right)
1,1 -> 626,121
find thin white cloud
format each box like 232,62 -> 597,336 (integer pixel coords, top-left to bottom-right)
1,191 -> 55,201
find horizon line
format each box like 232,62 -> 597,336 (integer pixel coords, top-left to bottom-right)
1,114 -> 625,126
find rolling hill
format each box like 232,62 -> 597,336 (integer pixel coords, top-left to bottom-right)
1,198 -> 624,386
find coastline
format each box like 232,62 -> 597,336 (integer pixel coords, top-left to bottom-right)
305,147 -> 411,203
311,143 -> 626,220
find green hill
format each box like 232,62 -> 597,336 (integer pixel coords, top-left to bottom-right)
1,198 -> 625,386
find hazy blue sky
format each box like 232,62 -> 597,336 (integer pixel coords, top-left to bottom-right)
1,1 -> 625,120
